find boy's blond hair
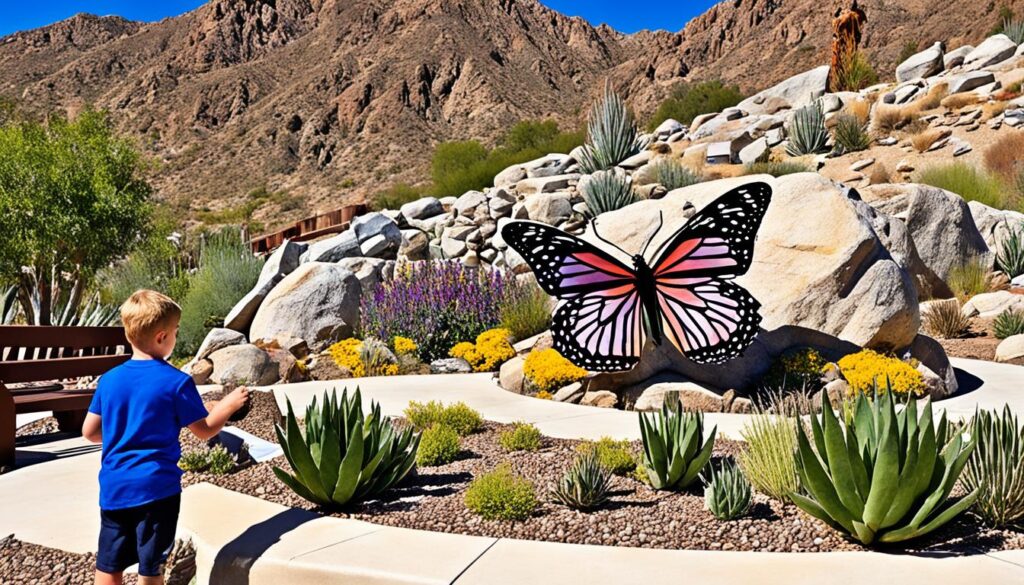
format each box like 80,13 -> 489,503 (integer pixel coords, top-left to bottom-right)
120,290 -> 181,345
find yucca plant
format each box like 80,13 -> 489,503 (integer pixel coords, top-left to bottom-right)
273,388 -> 420,508
962,406 -> 1024,528
993,308 -> 1024,339
649,158 -> 701,191
638,401 -> 716,490
1002,18 -> 1024,44
792,387 -> 978,545
922,298 -> 970,339
549,450 -> 611,511
832,114 -> 871,154
703,460 -> 752,520
576,83 -> 648,174
786,100 -> 829,156
995,223 -> 1024,279
580,169 -> 636,218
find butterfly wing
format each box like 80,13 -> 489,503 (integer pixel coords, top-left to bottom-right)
501,220 -> 646,371
650,182 -> 772,364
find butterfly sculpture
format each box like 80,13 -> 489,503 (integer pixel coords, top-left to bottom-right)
500,182 -> 772,372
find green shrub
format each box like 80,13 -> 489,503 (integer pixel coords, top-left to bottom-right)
922,299 -> 970,339
994,308 -> 1024,339
464,463 -> 538,521
792,389 -> 977,545
648,158 -> 701,190
738,413 -> 800,502
416,424 -> 461,467
499,422 -> 542,452
898,41 -> 920,64
646,80 -> 745,130
1002,18 -> 1024,44
575,437 -> 636,476
764,347 -> 827,391
703,460 -> 752,520
833,50 -> 879,92
404,401 -> 483,436
744,161 -> 812,177
580,169 -> 636,218
550,450 -> 611,511
576,84 -> 646,174
962,406 -> 1024,528
178,444 -> 236,475
639,402 -> 715,490
177,228 -> 263,357
832,114 -> 871,154
947,256 -> 992,301
918,163 -> 1008,209
372,183 -> 431,211
995,223 -> 1024,278
786,100 -> 829,156
501,119 -> 584,155
498,279 -> 551,341
273,388 -> 420,508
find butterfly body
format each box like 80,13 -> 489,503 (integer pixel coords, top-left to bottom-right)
501,182 -> 772,372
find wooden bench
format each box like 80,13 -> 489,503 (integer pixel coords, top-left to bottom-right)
0,326 -> 130,470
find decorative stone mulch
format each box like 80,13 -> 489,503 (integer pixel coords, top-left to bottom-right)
0,534 -> 140,584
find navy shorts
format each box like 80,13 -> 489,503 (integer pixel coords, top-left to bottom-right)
97,493 -> 180,577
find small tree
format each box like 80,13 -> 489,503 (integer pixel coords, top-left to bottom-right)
0,110 -> 152,325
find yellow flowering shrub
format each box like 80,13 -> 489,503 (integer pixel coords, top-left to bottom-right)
837,349 -> 925,396
535,390 -> 553,400
524,348 -> 587,392
328,338 -> 400,377
765,347 -> 828,389
393,336 -> 418,356
328,338 -> 364,376
448,328 -> 515,372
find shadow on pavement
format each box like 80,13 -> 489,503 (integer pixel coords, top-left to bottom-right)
209,508 -> 318,584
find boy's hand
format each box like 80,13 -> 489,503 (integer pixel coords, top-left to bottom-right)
222,386 -> 250,413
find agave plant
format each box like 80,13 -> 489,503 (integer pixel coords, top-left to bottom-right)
703,460 -> 752,520
792,387 -> 977,545
832,114 -> 871,154
995,222 -> 1024,279
273,388 -> 420,508
579,169 -> 636,218
649,158 -> 701,191
993,308 -> 1024,340
638,401 -> 716,490
1002,18 -> 1024,44
576,82 -> 649,174
549,450 -> 611,511
962,406 -> 1024,528
786,100 -> 829,156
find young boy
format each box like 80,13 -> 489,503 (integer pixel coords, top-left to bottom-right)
82,290 -> 249,585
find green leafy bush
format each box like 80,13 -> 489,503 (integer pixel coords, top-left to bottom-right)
576,84 -> 646,174
833,50 -> 879,92
792,388 -> 977,545
1002,18 -> 1024,44
178,444 -> 236,475
832,114 -> 871,154
639,402 -> 716,490
273,388 -> 420,508
947,256 -> 992,301
416,424 -> 461,467
703,460 -> 752,520
918,163 -> 1008,209
994,308 -> 1024,339
744,161 -> 813,177
786,101 -> 829,156
499,422 -> 543,452
177,228 -> 262,357
995,224 -> 1024,278
498,278 -> 551,341
646,80 -> 744,130
962,406 -> 1024,528
580,169 -> 636,218
549,450 -> 611,511
648,158 -> 701,190
575,437 -> 636,476
738,413 -> 800,502
922,299 -> 970,339
464,463 -> 538,521
372,183 -> 431,211
403,401 -> 483,436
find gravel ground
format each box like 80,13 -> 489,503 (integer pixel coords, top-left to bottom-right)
936,318 -> 1008,363
0,535 -> 141,585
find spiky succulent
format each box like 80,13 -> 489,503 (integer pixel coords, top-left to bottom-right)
703,460 -> 753,520
786,100 -> 829,156
962,406 -> 1024,528
579,169 -> 636,218
648,158 -> 701,191
993,308 -> 1024,340
575,83 -> 649,174
550,450 -> 612,511
638,401 -> 716,490
995,222 -> 1024,279
792,387 -> 977,545
832,114 -> 871,154
922,298 -> 970,339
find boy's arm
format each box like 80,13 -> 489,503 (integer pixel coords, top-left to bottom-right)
187,387 -> 249,441
82,412 -> 102,443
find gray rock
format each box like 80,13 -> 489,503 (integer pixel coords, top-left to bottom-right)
948,71 -> 996,94
305,229 -> 360,263
196,328 -> 246,361
908,334 -> 958,398
399,229 -> 429,261
209,344 -> 279,386
552,382 -> 585,403
944,45 -> 974,69
633,382 -> 724,412
896,42 -> 945,82
903,184 -> 990,283
494,164 -> 528,187
430,358 -> 473,374
499,356 -> 525,393
400,197 -> 444,220
351,212 -> 401,251
336,257 -> 389,294
225,240 -> 305,332
524,154 -> 574,178
738,137 -> 769,164
249,262 -> 361,349
618,151 -> 652,169
653,118 -> 684,140
524,192 -> 572,225
258,240 -> 303,284
968,201 -> 1024,252
581,391 -> 618,408
453,191 -> 488,217
996,334 -> 1024,363
516,174 -> 579,195
963,34 -> 1018,70
962,291 -> 1024,319
736,66 -> 830,115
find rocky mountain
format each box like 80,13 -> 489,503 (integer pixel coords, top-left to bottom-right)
0,0 -> 1020,230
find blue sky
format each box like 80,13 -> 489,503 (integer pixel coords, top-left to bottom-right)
0,1 -> 717,38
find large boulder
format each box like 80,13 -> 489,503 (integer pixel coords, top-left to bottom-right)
249,262 -> 361,349
223,240 -> 304,332
336,257 -> 392,295
902,185 -> 989,283
962,291 -> 1024,318
351,213 -> 402,258
962,34 -> 1018,71
967,201 -> 1024,252
524,192 -> 572,225
400,197 -> 444,221
996,335 -> 1024,363
736,66 -> 829,115
304,230 -> 360,263
196,328 -> 246,361
896,42 -> 945,82
208,344 -> 279,386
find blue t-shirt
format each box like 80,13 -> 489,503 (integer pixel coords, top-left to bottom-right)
88,359 -> 209,510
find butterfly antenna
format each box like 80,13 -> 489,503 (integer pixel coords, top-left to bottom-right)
640,211 -> 664,259
590,218 -> 631,258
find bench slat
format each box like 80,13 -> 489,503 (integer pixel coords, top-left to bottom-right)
14,391 -> 94,413
0,326 -> 128,351
0,354 -> 130,384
